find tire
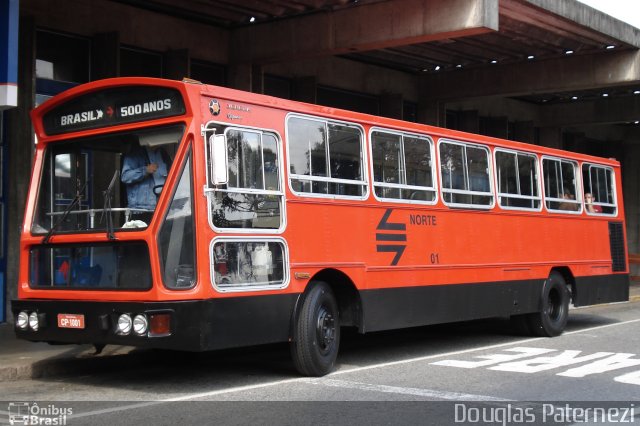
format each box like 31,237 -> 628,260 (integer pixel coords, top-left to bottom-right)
290,282 -> 340,376
527,271 -> 570,337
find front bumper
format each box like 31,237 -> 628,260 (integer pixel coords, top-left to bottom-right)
12,295 -> 298,351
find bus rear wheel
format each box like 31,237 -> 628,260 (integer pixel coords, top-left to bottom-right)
291,282 -> 340,376
527,271 -> 569,337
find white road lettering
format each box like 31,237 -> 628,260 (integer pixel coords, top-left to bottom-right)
490,350 -> 614,373
558,353 -> 640,378
431,347 -> 555,369
435,346 -> 640,386
614,370 -> 640,386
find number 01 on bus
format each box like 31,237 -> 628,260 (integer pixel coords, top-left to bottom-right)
12,78 -> 629,376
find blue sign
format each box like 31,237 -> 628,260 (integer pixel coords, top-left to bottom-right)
0,0 -> 19,109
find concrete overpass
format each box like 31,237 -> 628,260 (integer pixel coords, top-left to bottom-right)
1,0 -> 640,320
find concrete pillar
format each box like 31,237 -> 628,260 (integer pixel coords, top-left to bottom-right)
163,49 -> 190,81
251,65 -> 264,94
293,76 -> 317,104
91,32 -> 119,80
538,127 -> 562,149
380,93 -> 403,120
417,100 -> 445,126
5,16 -> 36,323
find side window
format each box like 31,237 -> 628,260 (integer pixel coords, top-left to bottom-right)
495,150 -> 541,210
211,238 -> 288,291
543,158 -> 580,212
582,163 -> 617,215
208,127 -> 284,230
371,130 -> 435,202
287,115 -> 366,198
439,140 -> 493,207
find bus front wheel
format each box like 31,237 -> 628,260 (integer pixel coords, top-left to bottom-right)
291,282 -> 340,376
527,271 -> 570,337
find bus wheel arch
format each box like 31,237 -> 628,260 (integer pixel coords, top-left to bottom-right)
551,266 -> 576,304
312,269 -> 362,330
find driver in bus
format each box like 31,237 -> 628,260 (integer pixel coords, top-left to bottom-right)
121,141 -> 172,225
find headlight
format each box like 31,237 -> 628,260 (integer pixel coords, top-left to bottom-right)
132,314 -> 148,336
17,311 -> 29,330
28,312 -> 40,331
116,314 -> 132,335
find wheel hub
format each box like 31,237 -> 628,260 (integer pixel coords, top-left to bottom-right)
316,307 -> 336,351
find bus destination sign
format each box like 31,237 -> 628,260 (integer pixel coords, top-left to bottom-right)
42,86 -> 186,135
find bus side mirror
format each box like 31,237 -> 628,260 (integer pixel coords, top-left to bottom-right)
210,134 -> 228,185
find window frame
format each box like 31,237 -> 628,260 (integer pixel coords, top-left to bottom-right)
209,236 -> 290,293
369,127 -> 438,206
541,155 -> 582,214
285,113 -> 369,201
581,162 -> 617,216
158,147 -> 197,290
203,121 -> 287,234
437,138 -> 495,209
493,148 -> 542,212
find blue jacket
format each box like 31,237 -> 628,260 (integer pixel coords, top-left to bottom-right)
121,147 -> 171,211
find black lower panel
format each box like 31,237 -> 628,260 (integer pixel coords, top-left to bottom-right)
359,274 -> 629,333
11,294 -> 299,351
11,274 -> 629,349
360,279 -> 544,333
573,274 -> 629,307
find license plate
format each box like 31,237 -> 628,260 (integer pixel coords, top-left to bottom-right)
57,314 -> 85,329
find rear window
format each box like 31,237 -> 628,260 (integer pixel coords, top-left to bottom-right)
582,163 -> 617,215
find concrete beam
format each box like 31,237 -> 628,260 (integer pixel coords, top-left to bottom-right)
231,0 -> 498,65
265,56 -> 419,102
523,0 -> 640,48
539,96 -> 640,127
421,50 -> 640,100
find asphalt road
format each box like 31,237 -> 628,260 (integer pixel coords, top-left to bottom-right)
1,300 -> 639,425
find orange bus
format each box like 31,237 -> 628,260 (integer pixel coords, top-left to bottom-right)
12,77 -> 628,376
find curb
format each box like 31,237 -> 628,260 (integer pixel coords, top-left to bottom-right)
0,345 -> 147,382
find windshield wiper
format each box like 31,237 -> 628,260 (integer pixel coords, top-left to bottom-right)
101,170 -> 119,240
42,182 -> 87,244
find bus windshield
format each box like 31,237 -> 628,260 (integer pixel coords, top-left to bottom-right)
32,125 -> 184,235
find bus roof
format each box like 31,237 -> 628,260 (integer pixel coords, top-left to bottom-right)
32,77 -> 620,168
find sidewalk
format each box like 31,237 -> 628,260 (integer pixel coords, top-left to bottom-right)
2,283 -> 640,382
0,324 -> 145,382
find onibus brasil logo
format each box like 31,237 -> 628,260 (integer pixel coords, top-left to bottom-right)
7,402 -> 72,425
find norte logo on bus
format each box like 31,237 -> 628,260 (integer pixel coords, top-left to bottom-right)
376,209 -> 407,266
